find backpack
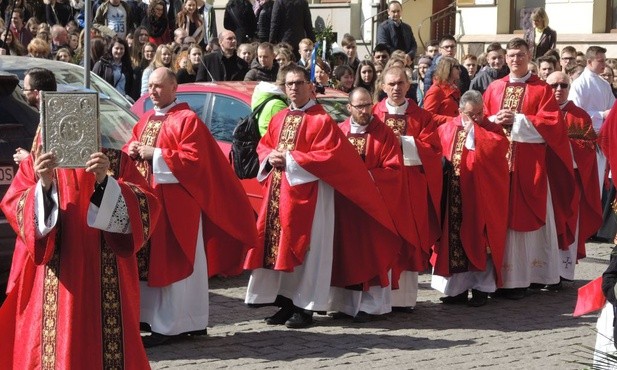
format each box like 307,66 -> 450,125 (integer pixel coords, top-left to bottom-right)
230,95 -> 286,179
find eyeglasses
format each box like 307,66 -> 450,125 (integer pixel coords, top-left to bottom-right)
285,80 -> 306,88
506,53 -> 527,60
350,103 -> 372,110
550,83 -> 569,89
561,57 -> 575,61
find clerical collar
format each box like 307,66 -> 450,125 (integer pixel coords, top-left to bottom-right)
290,99 -> 316,112
349,118 -> 369,134
559,100 -> 569,110
509,71 -> 532,83
385,99 -> 408,114
153,100 -> 178,116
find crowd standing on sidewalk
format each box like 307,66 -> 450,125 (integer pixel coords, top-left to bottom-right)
3,0 -> 617,367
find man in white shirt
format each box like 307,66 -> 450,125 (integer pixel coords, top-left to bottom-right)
569,46 -> 616,195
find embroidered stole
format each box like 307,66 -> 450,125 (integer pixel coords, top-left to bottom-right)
347,132 -> 367,162
383,113 -> 407,136
446,128 -> 469,273
263,111 -> 304,268
135,116 -> 164,280
500,82 -> 527,171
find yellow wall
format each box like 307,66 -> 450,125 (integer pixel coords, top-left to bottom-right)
400,0 -> 434,54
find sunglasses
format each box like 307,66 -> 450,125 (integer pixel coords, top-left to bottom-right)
550,83 -> 569,89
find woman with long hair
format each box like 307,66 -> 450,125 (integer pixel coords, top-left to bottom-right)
314,57 -> 332,87
176,45 -> 202,84
0,30 -> 27,55
523,7 -> 557,60
354,60 -> 377,96
131,41 -> 156,100
92,37 -> 134,97
141,0 -> 170,46
27,37 -> 51,58
140,43 -> 174,95
176,0 -> 204,46
423,56 -> 461,126
54,46 -> 72,62
130,26 -> 150,68
333,64 -> 354,94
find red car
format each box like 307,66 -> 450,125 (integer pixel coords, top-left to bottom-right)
131,81 -> 350,213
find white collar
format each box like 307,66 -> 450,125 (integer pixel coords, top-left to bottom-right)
290,99 -> 316,112
385,99 -> 409,114
349,118 -> 369,134
153,100 -> 178,116
509,71 -> 532,83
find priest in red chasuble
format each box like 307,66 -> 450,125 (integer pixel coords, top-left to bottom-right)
431,90 -> 509,307
546,72 -> 602,280
126,68 -> 257,347
372,66 -> 442,312
483,38 -> 575,299
244,65 -> 400,329
0,144 -> 160,369
329,87 -> 417,322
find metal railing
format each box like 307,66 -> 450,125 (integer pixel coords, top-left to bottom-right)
417,1 -> 457,50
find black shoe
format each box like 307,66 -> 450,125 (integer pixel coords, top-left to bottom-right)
329,311 -> 353,320
545,281 -> 563,291
139,322 -> 152,332
265,305 -> 295,325
142,332 -> 172,348
528,283 -> 545,290
391,306 -> 415,313
185,328 -> 208,336
285,311 -> 313,328
353,311 -> 375,323
439,291 -> 469,304
505,288 -> 526,300
468,290 -> 488,307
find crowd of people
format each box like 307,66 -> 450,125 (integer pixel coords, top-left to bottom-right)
3,0 -> 617,367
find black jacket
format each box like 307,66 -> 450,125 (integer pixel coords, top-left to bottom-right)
376,19 -> 417,60
268,0 -> 314,51
195,51 -> 249,82
256,0 -> 273,43
524,26 -> 557,60
244,59 -> 279,82
224,0 -> 256,44
469,65 -> 509,95
92,57 -> 134,98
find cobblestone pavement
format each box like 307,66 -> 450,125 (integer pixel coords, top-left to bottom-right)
147,242 -> 614,369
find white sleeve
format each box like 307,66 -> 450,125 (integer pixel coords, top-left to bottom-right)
34,181 -> 58,239
510,114 -> 545,143
465,125 -> 476,151
87,177 -> 131,234
401,135 -> 422,166
152,148 -> 179,184
285,151 -> 319,186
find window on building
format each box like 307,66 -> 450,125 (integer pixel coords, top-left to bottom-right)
511,0 -> 545,32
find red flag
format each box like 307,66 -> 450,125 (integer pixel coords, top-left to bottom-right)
573,277 -> 607,317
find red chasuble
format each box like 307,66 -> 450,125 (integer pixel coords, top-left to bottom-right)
0,149 -> 160,370
483,75 -> 575,249
562,101 -> 601,259
372,99 -> 442,258
338,118 -> 425,283
600,100 -> 617,177
432,116 -> 510,286
244,105 -> 400,289
423,82 -> 461,126
126,103 -> 257,287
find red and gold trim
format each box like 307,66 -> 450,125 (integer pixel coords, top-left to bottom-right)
383,114 -> 407,136
136,117 -> 165,180
41,249 -> 60,370
447,129 -> 469,273
347,134 -> 367,160
263,111 -> 304,268
100,238 -> 124,370
129,183 -> 152,281
16,189 -> 29,241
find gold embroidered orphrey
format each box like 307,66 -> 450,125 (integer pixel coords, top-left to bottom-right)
263,112 -> 304,268
384,115 -> 407,136
135,116 -> 164,280
101,238 -> 125,370
347,134 -> 367,159
41,245 -> 61,370
501,83 -> 527,171
132,183 -> 152,281
447,128 -> 470,273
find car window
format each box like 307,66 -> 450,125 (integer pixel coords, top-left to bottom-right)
143,93 -> 208,122
100,100 -> 137,150
209,95 -> 251,142
318,97 -> 350,123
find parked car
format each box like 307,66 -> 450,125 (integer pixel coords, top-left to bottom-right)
0,56 -> 133,110
0,73 -> 138,304
131,81 -> 350,212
